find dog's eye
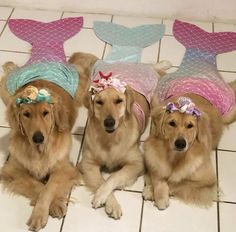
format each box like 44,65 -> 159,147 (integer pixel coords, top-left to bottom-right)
23,112 -> 30,118
43,110 -> 49,117
95,100 -> 104,105
115,99 -> 123,104
187,123 -> 194,129
169,121 -> 176,127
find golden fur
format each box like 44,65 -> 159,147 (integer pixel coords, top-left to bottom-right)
0,56 -> 96,231
69,53 -> 171,219
143,93 -> 226,209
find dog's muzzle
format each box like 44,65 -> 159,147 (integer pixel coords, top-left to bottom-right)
174,138 -> 186,151
104,116 -> 116,133
32,131 -> 44,144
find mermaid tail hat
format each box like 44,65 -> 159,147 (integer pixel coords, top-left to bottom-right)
6,17 -> 83,97
93,21 -> 165,63
157,20 -> 236,115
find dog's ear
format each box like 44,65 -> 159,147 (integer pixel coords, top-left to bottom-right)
125,86 -> 135,114
6,100 -> 24,135
83,91 -> 94,116
196,112 -> 212,148
53,98 -> 70,132
151,106 -> 166,137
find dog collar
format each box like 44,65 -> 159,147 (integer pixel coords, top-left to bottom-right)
16,86 -> 52,105
164,97 -> 201,117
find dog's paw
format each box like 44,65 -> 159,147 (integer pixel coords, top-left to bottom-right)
105,196 -> 122,219
142,185 -> 154,201
92,185 -> 111,209
154,196 -> 169,210
27,206 -> 49,231
49,199 -> 67,219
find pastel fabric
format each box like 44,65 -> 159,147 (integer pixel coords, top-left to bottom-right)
6,17 -> 83,97
157,20 -> 236,116
94,21 -> 165,63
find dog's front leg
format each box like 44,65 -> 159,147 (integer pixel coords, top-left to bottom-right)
80,156 -> 122,219
27,161 -> 78,231
92,155 -> 143,208
150,172 -> 170,210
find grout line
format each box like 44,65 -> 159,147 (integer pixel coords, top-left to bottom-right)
212,22 -> 215,33
60,11 -> 65,19
216,149 -> 221,232
0,49 -> 30,54
218,200 -> 236,205
0,125 -> 10,129
0,8 -> 14,37
217,148 -> 236,153
138,198 -> 144,232
156,18 -> 163,63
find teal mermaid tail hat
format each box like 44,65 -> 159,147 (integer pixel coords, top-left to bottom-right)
93,21 -> 165,63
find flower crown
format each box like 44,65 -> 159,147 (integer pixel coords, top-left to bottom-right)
164,97 -> 201,117
89,71 -> 127,98
16,85 -> 52,105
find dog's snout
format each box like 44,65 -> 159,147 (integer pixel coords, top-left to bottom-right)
104,116 -> 115,133
174,138 -> 186,151
32,131 -> 44,144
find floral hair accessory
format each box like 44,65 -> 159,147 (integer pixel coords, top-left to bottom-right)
164,97 -> 201,117
89,71 -> 127,98
16,85 -> 52,105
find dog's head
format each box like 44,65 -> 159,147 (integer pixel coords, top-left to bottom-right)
7,86 -> 70,152
152,101 -> 211,153
87,86 -> 134,133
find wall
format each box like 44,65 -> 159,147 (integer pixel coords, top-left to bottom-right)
0,0 -> 236,23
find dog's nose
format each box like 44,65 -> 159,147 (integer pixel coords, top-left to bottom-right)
174,138 -> 186,151
104,116 -> 115,132
32,131 -> 44,144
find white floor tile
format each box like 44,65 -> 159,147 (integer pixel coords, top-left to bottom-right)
10,8 -> 61,21
63,12 -> 112,28
64,28 -> 105,58
159,35 -> 185,67
0,21 -> 6,33
112,15 -> 162,27
163,19 -> 212,35
0,25 -> 31,53
218,150 -> 236,202
217,51 -> 236,72
220,71 -> 236,83
0,127 -> 10,167
0,51 -> 30,75
214,22 -> 236,32
72,106 -> 88,135
63,187 -> 142,232
0,187 -> 63,232
141,42 -> 159,64
142,200 -> 217,232
218,122 -> 236,151
70,135 -> 83,165
0,7 -> 13,20
220,203 -> 236,232
0,100 -> 8,127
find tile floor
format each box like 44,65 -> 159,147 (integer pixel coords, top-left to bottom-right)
0,6 -> 236,232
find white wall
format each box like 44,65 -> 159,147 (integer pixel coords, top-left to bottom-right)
1,0 -> 236,23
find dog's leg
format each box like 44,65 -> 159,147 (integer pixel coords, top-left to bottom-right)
1,160 -> 44,203
27,161 -> 78,231
80,156 -> 122,219
142,173 -> 154,201
150,172 -> 170,210
92,152 -> 143,209
222,105 -> 236,124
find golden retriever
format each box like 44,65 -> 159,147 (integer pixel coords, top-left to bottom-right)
143,93 -> 223,209
0,56 -> 97,231
69,53 -> 171,219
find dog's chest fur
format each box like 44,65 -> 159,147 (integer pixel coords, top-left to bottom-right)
9,132 -> 71,179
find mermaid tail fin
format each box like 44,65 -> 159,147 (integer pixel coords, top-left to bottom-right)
93,21 -> 165,62
173,20 -> 236,54
8,17 -> 83,63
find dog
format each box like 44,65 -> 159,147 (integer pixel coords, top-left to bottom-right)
0,62 -> 83,231
143,94 -> 223,209
69,52 -> 171,219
